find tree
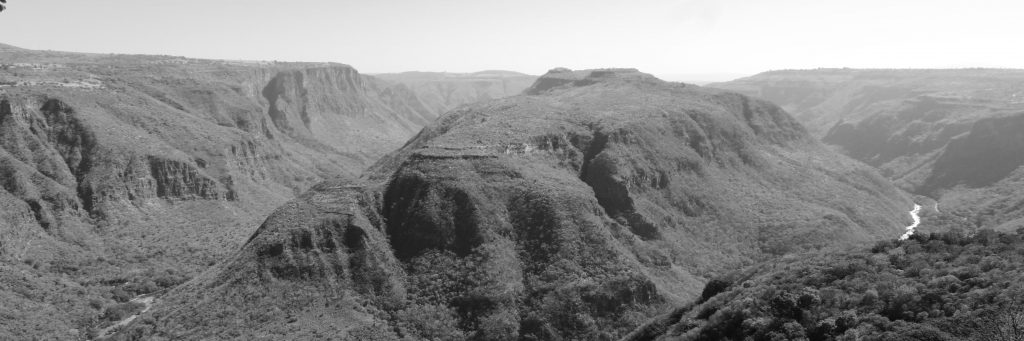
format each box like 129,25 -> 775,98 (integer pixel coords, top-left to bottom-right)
0,1 -> 7,12
974,307 -> 1024,341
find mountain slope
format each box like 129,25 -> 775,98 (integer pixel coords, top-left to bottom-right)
0,44 -> 444,339
119,68 -> 910,340
712,69 -> 1024,231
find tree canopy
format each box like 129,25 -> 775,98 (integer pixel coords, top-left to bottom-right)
634,229 -> 1024,341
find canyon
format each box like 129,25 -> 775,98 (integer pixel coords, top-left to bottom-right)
713,69 -> 1024,232
6,45 -> 1012,340
116,68 -> 910,340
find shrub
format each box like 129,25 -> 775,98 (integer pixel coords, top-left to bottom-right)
700,278 -> 732,303
100,302 -> 145,323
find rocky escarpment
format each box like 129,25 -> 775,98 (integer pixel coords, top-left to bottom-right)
820,96 -> 976,170
923,113 -> 1024,194
0,45 -> 451,253
259,67 -> 436,158
0,99 -> 85,231
712,69 -> 1024,191
121,69 -> 910,340
0,45 -> 453,340
713,69 -> 1024,233
373,70 -> 537,115
116,181 -> 407,340
0,97 -> 234,223
911,113 -> 1024,231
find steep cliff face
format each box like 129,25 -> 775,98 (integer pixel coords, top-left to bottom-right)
713,69 -> 1024,190
123,69 -> 910,340
712,69 -> 1024,231
915,113 -> 1024,231
924,113 -> 1024,194
374,70 -> 537,114
261,67 -> 437,157
0,49 -> 449,250
0,45 -> 446,339
117,181 -> 408,340
0,94 -> 255,227
0,98 -> 85,232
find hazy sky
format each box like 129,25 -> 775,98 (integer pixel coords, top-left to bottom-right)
1,0 -> 1022,81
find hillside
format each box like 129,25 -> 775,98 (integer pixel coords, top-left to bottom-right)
625,228 -> 1024,341
116,68 -> 911,340
0,44 -> 448,339
373,70 -> 537,114
712,69 -> 1024,231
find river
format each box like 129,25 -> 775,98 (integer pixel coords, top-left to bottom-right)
899,204 -> 922,240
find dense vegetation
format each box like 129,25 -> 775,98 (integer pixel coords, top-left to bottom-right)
629,228 -> 1024,340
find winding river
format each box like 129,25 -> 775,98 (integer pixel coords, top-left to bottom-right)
899,204 -> 922,240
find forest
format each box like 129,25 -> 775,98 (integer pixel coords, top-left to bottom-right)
633,228 -> 1024,341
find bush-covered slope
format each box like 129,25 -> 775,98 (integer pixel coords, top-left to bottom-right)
118,68 -> 910,340
626,228 -> 1024,341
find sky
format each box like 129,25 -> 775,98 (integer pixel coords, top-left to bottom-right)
1,0 -> 1022,82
